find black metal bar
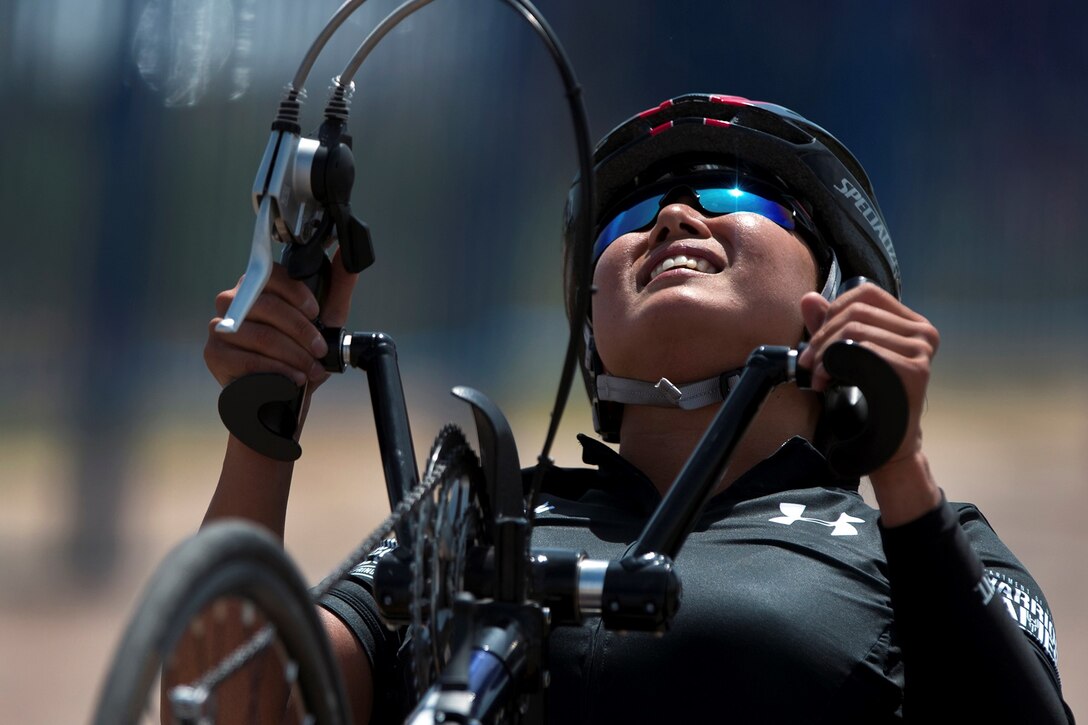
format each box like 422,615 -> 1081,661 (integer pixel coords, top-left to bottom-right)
349,332 -> 419,546
631,346 -> 792,560
408,600 -> 545,725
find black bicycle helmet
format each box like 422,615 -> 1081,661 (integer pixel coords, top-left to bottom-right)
563,93 -> 901,442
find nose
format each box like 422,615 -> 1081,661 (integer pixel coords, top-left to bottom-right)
649,192 -> 712,245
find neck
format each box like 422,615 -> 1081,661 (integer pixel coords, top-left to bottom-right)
617,384 -> 821,498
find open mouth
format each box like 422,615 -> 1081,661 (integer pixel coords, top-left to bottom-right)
648,254 -> 720,281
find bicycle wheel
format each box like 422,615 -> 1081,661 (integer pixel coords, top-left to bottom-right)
93,520 -> 350,725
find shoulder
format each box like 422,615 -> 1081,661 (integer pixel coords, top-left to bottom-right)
947,500 -> 1028,570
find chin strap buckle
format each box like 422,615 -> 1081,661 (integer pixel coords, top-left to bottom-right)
596,369 -> 743,410
653,378 -> 683,405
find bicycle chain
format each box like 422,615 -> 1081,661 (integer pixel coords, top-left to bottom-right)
408,426 -> 483,698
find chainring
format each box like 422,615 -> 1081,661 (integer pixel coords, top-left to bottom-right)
408,424 -> 488,698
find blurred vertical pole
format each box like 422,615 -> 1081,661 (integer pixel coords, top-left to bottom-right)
66,0 -> 157,584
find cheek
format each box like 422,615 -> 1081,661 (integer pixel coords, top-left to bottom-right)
783,238 -> 820,297
589,253 -> 631,371
735,220 -> 819,294
726,222 -> 818,341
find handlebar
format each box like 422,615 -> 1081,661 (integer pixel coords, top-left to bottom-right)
215,110 -> 375,462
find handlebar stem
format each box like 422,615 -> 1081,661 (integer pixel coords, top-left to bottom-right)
348,332 -> 419,545
631,345 -> 794,560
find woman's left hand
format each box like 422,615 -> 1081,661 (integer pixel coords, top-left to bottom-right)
798,283 -> 943,526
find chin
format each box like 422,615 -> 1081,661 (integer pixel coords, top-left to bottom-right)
596,281 -> 807,377
601,327 -> 749,384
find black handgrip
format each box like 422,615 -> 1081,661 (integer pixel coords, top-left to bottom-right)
819,340 -> 909,477
218,373 -> 304,461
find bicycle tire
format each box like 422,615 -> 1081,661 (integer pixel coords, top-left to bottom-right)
92,520 -> 350,725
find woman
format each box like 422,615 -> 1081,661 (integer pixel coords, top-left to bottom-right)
203,94 -> 1074,722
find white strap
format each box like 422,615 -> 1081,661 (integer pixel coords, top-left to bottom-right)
820,249 -> 842,300
596,371 -> 741,410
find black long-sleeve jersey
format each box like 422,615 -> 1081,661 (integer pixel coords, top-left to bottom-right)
321,436 -> 1075,723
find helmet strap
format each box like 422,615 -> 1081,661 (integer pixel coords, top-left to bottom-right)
819,248 -> 842,301
595,369 -> 743,410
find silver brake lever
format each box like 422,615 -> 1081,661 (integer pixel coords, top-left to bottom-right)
216,195 -> 275,333
216,128 -> 322,334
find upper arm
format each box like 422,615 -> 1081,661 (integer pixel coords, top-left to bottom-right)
955,503 -> 1063,681
319,606 -> 375,725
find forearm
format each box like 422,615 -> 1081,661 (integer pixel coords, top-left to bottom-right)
171,432 -> 301,722
203,434 -> 297,539
870,450 -> 943,528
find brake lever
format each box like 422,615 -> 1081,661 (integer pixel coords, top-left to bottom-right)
217,123 -> 323,333
216,195 -> 275,334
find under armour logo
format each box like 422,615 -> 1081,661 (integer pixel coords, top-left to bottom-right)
769,503 -> 865,536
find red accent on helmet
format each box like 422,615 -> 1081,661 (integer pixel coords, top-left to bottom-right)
649,120 -> 675,136
709,94 -> 756,106
637,99 -> 675,118
703,118 -> 731,128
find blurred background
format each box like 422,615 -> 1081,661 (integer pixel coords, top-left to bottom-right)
1,0 -> 1084,721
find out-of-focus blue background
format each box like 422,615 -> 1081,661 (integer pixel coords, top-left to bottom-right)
1,1 -> 1085,721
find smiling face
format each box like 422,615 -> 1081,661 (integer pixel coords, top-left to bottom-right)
591,189 -> 819,384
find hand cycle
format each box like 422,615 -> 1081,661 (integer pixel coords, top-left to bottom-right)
90,1 -> 909,722
90,290 -> 906,724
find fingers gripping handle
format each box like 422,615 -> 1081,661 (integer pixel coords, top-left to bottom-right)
217,254 -> 342,461
802,340 -> 909,477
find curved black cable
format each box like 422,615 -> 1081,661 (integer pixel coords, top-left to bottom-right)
329,0 -> 595,509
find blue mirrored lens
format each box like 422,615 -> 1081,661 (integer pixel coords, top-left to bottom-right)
592,186 -> 796,263
697,188 -> 795,230
592,195 -> 661,261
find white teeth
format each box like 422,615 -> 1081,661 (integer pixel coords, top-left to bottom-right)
650,254 -> 720,281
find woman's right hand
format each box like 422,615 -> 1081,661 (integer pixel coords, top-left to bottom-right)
204,249 -> 359,390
